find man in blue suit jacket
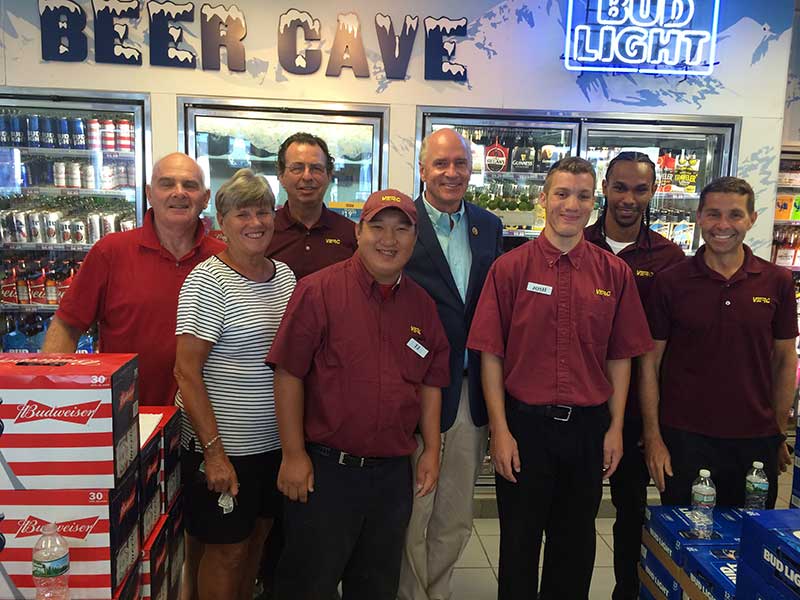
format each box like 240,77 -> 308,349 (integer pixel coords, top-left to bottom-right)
399,128 -> 503,600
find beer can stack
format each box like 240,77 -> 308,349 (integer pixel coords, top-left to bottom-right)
0,112 -> 134,152
0,206 -> 132,247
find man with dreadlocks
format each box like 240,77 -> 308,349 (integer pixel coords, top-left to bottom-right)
584,151 -> 684,599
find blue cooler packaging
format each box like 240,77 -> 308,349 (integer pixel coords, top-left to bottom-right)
682,545 -> 738,600
640,544 -> 682,599
737,561 -> 793,600
740,509 -> 800,598
639,585 -> 657,600
645,506 -> 744,566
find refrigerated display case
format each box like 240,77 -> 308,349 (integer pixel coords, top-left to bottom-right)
0,88 -> 149,353
179,98 -> 388,228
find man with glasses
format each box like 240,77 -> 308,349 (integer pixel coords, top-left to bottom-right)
267,132 -> 357,280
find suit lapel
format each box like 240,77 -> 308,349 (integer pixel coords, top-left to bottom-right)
464,203 -> 485,309
415,195 -> 463,305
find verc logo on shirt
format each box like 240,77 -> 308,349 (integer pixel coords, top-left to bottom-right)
325,238 -> 342,245
636,269 -> 654,278
595,288 -> 612,297
752,296 -> 771,304
410,325 -> 422,335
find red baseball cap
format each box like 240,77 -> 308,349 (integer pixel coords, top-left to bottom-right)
360,189 -> 417,225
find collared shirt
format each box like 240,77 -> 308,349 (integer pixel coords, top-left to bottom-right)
266,203 -> 357,280
647,245 -> 798,438
57,209 -> 226,406
423,196 -> 471,303
585,222 -> 686,417
467,235 -> 653,407
266,255 -> 450,457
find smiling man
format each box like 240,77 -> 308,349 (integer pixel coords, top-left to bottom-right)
467,157 -> 652,599
640,176 -> 798,509
43,152 -> 225,406
267,189 -> 450,600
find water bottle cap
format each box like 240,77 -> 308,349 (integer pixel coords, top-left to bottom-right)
753,461 -> 764,470
699,469 -> 711,478
40,523 -> 57,535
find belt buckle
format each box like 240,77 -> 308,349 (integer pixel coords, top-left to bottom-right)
554,405 -> 572,422
338,451 -> 366,467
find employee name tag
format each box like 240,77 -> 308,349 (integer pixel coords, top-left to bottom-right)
407,338 -> 429,358
527,282 -> 553,295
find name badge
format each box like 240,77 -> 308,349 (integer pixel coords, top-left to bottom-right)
527,282 -> 553,295
407,338 -> 429,358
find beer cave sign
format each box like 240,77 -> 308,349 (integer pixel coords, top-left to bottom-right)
38,0 -> 470,82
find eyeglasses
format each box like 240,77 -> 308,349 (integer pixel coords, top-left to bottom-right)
286,163 -> 328,176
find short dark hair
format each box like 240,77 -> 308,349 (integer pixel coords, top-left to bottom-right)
698,176 -> 755,214
277,132 -> 334,175
605,151 -> 657,186
543,156 -> 596,193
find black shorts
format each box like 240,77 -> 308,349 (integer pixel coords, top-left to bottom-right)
182,448 -> 282,544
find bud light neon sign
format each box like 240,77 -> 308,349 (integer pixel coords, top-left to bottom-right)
564,0 -> 721,76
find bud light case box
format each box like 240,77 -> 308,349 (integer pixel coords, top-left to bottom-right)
0,466 -> 141,599
139,413 -> 163,542
0,353 -> 139,489
740,509 -> 800,598
141,514 -> 169,600
640,545 -> 682,599
737,561 -> 794,600
140,406 -> 181,514
644,506 -> 744,566
682,545 -> 737,600
166,491 -> 183,600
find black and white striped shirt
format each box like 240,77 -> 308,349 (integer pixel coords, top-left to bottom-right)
176,255 -> 296,456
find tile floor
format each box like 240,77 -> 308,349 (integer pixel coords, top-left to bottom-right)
451,468 -> 795,599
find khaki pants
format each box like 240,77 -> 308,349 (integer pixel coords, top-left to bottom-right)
398,380 -> 488,600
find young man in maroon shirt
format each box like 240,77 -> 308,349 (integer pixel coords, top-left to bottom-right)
267,190 -> 450,600
641,176 -> 798,508
584,152 -> 685,599
468,157 -> 653,599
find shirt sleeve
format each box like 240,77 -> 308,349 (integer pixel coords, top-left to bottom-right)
773,269 -> 799,340
176,264 -> 225,344
55,241 -> 109,331
607,266 -> 654,360
421,299 -> 451,388
466,259 -> 514,358
265,278 -> 325,378
645,272 -> 672,341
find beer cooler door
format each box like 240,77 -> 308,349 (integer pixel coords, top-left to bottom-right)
580,120 -> 737,254
417,109 -> 580,252
0,89 -> 149,354
180,98 -> 388,229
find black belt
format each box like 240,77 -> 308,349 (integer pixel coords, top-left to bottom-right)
307,443 -> 398,468
509,397 -> 608,422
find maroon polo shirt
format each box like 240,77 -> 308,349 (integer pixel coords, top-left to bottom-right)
647,245 -> 798,438
266,255 -> 450,457
467,235 -> 653,407
57,209 -> 226,406
585,222 -> 686,417
266,203 -> 357,280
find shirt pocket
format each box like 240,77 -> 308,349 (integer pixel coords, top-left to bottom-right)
400,338 -> 431,384
577,297 -> 616,347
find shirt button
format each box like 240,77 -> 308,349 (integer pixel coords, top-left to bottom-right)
725,300 -> 731,306
305,246 -> 310,251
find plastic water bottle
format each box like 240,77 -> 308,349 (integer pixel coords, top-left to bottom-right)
744,461 -> 769,509
32,523 -> 70,600
691,469 -> 716,539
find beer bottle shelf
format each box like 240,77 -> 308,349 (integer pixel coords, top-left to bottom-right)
502,228 -> 541,239
777,183 -> 800,189
0,303 -> 58,313
481,171 -> 547,180
1,242 -> 93,252
775,220 -> 800,226
0,186 -> 134,198
15,147 -> 135,161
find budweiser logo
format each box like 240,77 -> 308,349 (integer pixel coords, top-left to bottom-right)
119,487 -> 136,522
15,399 -> 103,425
16,515 -> 100,539
119,383 -> 135,410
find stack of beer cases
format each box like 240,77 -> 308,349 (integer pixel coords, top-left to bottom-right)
0,353 -> 141,600
738,509 -> 800,599
641,506 -> 745,598
138,407 -> 181,600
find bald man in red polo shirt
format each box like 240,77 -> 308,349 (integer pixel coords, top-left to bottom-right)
267,189 -> 450,600
641,176 -> 798,509
468,157 -> 653,599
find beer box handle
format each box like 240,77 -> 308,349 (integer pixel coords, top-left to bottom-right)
14,360 -> 69,367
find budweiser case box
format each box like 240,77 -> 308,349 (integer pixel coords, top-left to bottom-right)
740,509 -> 800,598
113,560 -> 141,600
737,561 -> 794,600
682,545 -> 738,600
0,354 -> 139,489
139,415 -> 161,542
0,466 -> 141,599
141,515 -> 168,600
139,407 -> 180,514
639,545 -> 682,599
644,506 -> 743,566
166,492 -> 183,600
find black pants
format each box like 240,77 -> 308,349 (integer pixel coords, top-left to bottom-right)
609,417 -> 650,600
660,427 -> 782,508
274,448 -> 413,600
496,399 -> 610,600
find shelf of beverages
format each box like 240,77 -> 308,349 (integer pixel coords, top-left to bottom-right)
1,257 -> 80,306
18,147 -> 135,160
0,112 -> 133,152
0,186 -> 134,197
0,303 -> 58,313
